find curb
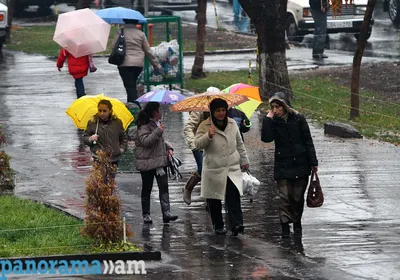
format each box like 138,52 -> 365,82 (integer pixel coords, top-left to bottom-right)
42,48 -> 258,60
0,251 -> 161,268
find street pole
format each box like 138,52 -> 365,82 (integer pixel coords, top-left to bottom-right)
144,0 -> 149,16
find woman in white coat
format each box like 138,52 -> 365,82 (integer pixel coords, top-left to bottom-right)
195,98 -> 250,236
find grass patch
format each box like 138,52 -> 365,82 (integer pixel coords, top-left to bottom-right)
0,196 -> 92,258
5,25 -> 220,56
184,71 -> 400,144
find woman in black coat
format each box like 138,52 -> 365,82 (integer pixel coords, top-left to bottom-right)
261,92 -> 318,238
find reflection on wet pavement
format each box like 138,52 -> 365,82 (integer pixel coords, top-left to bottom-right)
1,51 -> 400,279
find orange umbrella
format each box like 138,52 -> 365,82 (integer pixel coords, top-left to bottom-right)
170,92 -> 248,112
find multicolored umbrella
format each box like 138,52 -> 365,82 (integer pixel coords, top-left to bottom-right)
66,94 -> 134,131
170,92 -> 249,113
222,83 -> 262,119
136,89 -> 186,104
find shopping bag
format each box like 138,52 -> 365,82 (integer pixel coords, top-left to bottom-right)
108,29 -> 125,66
242,170 -> 260,196
306,171 -> 324,208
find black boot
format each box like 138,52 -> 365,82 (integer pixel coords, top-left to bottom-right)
163,211 -> 178,223
160,191 -> 178,223
143,213 -> 152,224
281,222 -> 290,238
215,228 -> 227,235
232,225 -> 245,236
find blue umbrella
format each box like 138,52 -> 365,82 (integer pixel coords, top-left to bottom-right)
96,7 -> 147,24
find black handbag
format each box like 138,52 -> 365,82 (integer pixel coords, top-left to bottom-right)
108,29 -> 125,66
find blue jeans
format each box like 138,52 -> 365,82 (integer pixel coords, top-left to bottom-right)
311,8 -> 327,55
75,78 -> 85,99
192,150 -> 203,175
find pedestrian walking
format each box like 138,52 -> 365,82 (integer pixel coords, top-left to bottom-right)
57,48 -> 97,99
195,98 -> 250,236
310,0 -> 328,59
134,101 -> 178,224
261,92 -> 318,238
112,19 -> 163,104
83,99 -> 127,177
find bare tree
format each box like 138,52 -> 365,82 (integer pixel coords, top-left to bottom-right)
350,0 -> 376,119
75,0 -> 92,10
191,0 -> 207,79
239,0 -> 292,101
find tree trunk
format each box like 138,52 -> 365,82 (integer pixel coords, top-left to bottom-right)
350,0 -> 376,120
191,0 -> 207,79
75,0 -> 92,10
239,0 -> 292,101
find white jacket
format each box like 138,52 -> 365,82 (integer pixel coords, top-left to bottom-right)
195,117 -> 250,200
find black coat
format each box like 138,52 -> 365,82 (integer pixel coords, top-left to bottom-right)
261,113 -> 318,180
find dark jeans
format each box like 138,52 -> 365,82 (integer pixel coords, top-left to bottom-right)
75,78 -> 85,99
192,150 -> 203,175
140,168 -> 170,216
206,177 -> 243,230
276,177 -> 309,224
118,66 -> 143,103
311,8 -> 327,55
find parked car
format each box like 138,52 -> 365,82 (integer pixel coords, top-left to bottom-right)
0,0 -> 8,54
383,0 -> 400,25
100,0 -> 198,15
9,0 -> 55,15
286,0 -> 373,42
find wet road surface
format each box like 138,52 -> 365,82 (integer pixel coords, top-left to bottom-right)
1,52 -> 400,279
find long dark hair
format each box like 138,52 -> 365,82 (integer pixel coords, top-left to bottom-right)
136,102 -> 160,128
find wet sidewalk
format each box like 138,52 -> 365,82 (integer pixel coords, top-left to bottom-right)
1,51 -> 400,279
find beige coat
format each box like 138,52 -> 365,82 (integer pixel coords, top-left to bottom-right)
195,117 -> 250,200
183,112 -> 207,151
112,24 -> 160,68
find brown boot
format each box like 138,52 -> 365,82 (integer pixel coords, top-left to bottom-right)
183,171 -> 201,205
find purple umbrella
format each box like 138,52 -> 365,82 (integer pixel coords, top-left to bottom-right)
136,89 -> 186,104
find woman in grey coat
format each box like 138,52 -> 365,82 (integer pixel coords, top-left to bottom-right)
134,102 -> 178,224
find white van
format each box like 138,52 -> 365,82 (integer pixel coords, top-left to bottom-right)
0,0 -> 8,53
286,0 -> 373,42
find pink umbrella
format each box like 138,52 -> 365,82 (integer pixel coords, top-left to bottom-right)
53,8 -> 111,58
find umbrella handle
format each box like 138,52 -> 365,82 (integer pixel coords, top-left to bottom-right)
93,118 -> 99,145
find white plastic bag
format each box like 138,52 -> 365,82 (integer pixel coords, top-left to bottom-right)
242,171 -> 260,196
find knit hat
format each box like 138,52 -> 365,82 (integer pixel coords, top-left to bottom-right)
209,98 -> 228,114
268,92 -> 298,114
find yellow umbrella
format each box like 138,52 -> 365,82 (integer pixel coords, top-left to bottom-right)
222,83 -> 262,119
170,92 -> 249,113
66,94 -> 134,131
